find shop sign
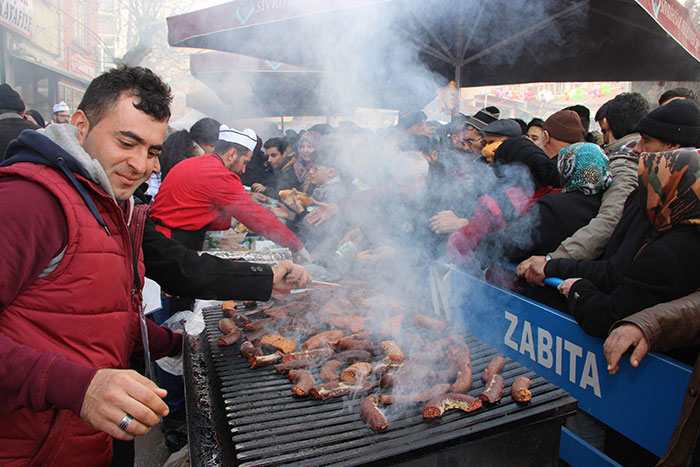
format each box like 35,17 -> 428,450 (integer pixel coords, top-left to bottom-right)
0,0 -> 32,38
69,50 -> 96,80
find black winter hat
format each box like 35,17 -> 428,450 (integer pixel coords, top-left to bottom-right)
0,83 -> 25,112
635,99 -> 700,147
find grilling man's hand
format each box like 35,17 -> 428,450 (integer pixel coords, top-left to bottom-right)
80,369 -> 168,441
272,259 -> 311,291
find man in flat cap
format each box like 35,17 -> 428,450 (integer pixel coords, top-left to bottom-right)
0,83 -> 38,161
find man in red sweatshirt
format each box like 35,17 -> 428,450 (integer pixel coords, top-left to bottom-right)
150,124 -> 308,259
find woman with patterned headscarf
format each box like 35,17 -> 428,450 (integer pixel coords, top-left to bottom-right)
450,142 -> 612,264
552,148 -> 700,337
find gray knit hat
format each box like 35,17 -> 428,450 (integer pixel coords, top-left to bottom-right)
634,98 -> 700,147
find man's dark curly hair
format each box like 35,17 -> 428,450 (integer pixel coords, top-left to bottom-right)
78,64 -> 172,126
598,92 -> 650,140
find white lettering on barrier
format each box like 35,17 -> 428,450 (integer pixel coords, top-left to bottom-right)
504,310 -> 601,398
537,327 -> 553,368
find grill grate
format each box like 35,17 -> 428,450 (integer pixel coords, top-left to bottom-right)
201,305 -> 576,466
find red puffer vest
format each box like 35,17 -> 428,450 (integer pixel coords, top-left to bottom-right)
0,162 -> 147,466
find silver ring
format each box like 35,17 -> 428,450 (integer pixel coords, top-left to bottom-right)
118,413 -> 134,431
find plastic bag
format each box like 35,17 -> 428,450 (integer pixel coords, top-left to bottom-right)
155,310 -> 193,376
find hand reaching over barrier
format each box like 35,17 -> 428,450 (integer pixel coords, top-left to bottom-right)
603,323 -> 650,375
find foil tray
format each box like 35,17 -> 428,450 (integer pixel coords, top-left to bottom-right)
199,248 -> 292,264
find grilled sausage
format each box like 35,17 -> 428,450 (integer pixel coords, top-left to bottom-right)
422,394 -> 482,418
218,327 -> 243,345
433,334 -> 470,352
243,300 -> 257,308
481,356 -> 506,383
302,330 -> 345,350
373,361 -> 403,378
381,314 -> 404,337
229,313 -> 252,328
274,359 -> 313,374
511,376 -> 532,403
335,350 -> 372,364
281,348 -> 335,363
277,325 -> 318,338
289,370 -> 314,396
340,362 -> 372,383
335,339 -> 375,352
378,383 -> 451,405
379,341 -> 404,362
413,314 -> 447,332
248,353 -> 282,369
309,380 -> 374,400
324,315 -> 370,333
379,364 -> 432,388
244,318 -> 277,332
360,396 -> 388,431
320,360 -> 343,382
218,318 -> 237,335
263,307 -> 290,320
240,341 -> 261,359
217,318 -> 243,345
451,350 -> 472,393
480,374 -> 505,403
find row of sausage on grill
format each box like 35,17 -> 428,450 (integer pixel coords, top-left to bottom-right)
216,296 -> 532,431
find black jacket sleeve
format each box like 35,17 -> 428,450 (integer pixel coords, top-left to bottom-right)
567,227 -> 700,337
142,216 -> 273,300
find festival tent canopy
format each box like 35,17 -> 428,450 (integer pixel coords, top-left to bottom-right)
168,0 -> 700,113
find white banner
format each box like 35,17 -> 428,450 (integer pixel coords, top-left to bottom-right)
0,0 -> 32,38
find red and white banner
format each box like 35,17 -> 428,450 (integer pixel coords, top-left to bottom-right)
636,0 -> 700,62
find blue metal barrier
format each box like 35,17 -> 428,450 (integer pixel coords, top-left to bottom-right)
447,269 -> 692,460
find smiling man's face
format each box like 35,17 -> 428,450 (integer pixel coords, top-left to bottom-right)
74,94 -> 167,200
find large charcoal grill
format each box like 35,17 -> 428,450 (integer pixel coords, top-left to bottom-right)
184,304 -> 577,466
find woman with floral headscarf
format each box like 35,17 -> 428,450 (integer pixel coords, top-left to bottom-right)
449,142 -> 612,263
554,148 -> 700,337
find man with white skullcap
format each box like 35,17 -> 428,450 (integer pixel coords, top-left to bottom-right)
52,101 -> 71,124
150,124 -> 307,257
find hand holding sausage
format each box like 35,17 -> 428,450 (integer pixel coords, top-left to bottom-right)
80,369 -> 168,441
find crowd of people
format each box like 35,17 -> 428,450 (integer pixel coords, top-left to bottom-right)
1,63 -> 699,466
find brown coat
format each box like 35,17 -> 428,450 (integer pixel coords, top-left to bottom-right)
613,291 -> 700,466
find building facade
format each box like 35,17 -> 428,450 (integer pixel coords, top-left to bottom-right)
0,0 -> 102,122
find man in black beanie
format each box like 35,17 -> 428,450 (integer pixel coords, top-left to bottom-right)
633,98 -> 700,154
0,83 -> 38,161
